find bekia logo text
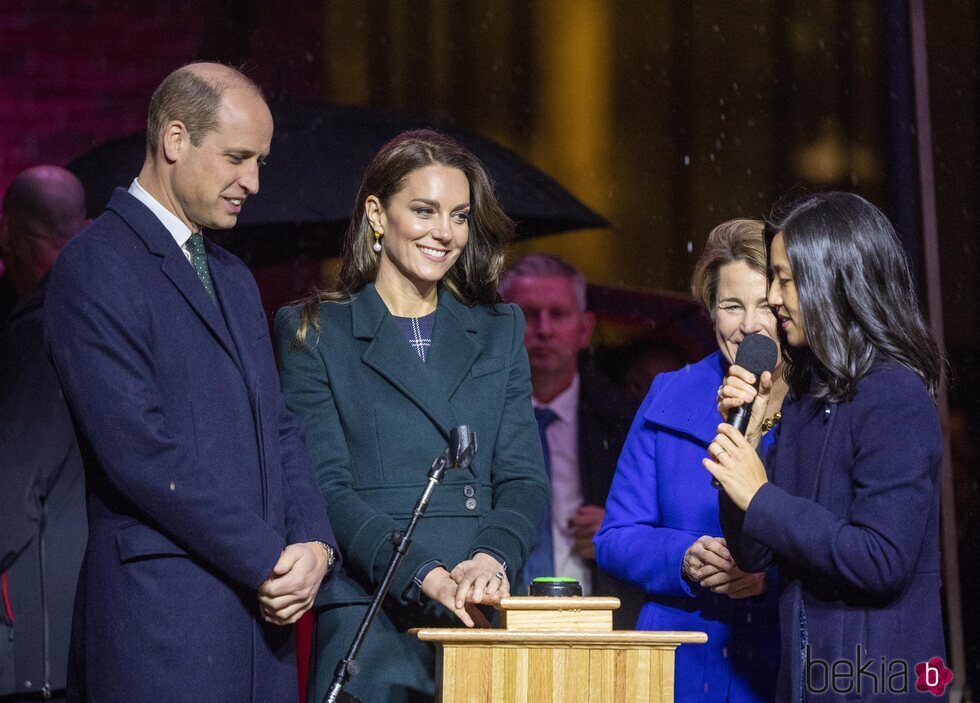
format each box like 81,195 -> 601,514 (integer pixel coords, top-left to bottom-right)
806,646 -> 952,697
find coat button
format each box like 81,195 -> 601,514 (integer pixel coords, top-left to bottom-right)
465,498 -> 478,511
463,485 -> 475,498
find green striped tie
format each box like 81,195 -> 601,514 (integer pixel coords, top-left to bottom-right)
186,233 -> 216,303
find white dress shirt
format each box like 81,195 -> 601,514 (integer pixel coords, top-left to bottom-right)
128,179 -> 195,262
533,374 -> 592,595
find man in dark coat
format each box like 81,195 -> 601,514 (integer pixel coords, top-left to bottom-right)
0,165 -> 88,702
44,63 -> 337,703
500,253 -> 645,628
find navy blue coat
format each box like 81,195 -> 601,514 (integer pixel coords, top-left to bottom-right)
45,189 -> 337,703
276,284 -> 549,702
595,352 -> 779,702
722,364 -> 946,701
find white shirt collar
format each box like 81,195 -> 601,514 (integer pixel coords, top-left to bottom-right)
533,373 -> 580,424
128,178 -> 194,249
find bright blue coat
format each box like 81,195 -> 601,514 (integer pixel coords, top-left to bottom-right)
595,351 -> 779,702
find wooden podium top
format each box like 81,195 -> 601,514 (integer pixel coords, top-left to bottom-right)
414,628 -> 708,646
498,596 -> 622,610
414,595 -> 706,647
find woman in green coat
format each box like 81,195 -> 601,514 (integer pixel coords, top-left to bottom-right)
276,129 -> 550,703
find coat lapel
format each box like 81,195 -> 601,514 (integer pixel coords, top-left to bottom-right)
107,190 -> 243,373
206,245 -> 255,384
426,288 -> 481,403
779,393 -> 835,501
643,352 -> 725,447
159,248 -> 242,372
355,285 -> 479,439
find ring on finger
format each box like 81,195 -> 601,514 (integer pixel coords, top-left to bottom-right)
716,448 -> 728,458
495,571 -> 506,581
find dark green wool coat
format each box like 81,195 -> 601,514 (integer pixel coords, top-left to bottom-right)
276,283 -> 549,703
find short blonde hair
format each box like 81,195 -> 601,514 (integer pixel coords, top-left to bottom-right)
690,218 -> 766,317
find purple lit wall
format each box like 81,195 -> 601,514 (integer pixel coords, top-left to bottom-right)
0,1 -> 324,193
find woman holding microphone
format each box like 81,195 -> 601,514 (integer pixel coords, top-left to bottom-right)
595,218 -> 781,702
706,192 -> 947,701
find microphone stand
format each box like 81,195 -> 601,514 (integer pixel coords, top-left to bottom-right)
324,427 -> 475,703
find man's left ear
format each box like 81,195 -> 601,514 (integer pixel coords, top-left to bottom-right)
161,121 -> 189,164
578,311 -> 597,349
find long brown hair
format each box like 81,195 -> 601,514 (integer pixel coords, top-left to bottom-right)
295,129 -> 514,344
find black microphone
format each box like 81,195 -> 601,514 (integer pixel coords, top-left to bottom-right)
449,425 -> 477,469
713,333 -> 777,489
726,333 -> 778,433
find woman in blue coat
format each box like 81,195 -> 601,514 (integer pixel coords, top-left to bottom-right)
276,130 -> 549,703
707,192 -> 947,701
595,219 -> 782,702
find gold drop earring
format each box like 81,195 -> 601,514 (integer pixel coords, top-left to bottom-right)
373,230 -> 383,253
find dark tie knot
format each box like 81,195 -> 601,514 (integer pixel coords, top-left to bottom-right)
534,407 -> 558,431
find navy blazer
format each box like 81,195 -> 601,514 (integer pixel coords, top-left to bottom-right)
45,189 -> 336,703
722,364 -> 946,701
276,284 -> 549,702
596,352 -> 779,702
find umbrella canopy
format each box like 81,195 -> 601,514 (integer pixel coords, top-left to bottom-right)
68,100 -> 608,267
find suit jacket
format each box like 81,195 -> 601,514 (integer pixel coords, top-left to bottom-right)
44,189 -> 337,703
595,352 -> 779,702
275,284 -> 549,701
0,279 -> 86,698
722,363 -> 946,702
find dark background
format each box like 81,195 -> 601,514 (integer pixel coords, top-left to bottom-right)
1,0 -> 976,695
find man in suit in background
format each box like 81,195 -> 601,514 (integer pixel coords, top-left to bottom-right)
45,63 -> 337,703
500,253 -> 643,627
0,165 -> 88,703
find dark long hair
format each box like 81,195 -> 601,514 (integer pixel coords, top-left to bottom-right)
295,129 -> 514,343
765,192 -> 943,401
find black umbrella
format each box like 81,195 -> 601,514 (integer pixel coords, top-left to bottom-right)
68,100 -> 608,267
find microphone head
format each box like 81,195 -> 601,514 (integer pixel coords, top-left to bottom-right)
449,426 -> 477,469
734,333 -> 778,379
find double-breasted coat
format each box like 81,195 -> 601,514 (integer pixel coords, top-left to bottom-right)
275,284 -> 549,702
45,189 -> 337,703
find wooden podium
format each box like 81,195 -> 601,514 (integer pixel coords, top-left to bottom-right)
413,597 -> 706,702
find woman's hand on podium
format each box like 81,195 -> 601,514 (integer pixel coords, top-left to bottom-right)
450,553 -> 510,609
421,567 -> 492,628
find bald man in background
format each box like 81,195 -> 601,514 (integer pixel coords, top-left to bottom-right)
0,165 -> 88,703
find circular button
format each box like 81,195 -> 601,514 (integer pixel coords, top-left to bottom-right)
464,498 -> 478,511
463,485 -> 475,498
